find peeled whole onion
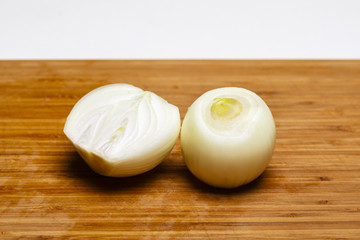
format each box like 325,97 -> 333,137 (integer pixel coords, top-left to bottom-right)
181,87 -> 276,188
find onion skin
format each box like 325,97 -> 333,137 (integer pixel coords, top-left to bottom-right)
181,87 -> 276,188
64,84 -> 180,177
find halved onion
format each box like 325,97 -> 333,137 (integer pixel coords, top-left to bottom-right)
181,87 -> 276,188
64,84 -> 180,177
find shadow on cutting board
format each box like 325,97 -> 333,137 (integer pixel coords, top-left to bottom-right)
65,151 -> 265,195
66,152 -> 165,193
179,167 -> 265,196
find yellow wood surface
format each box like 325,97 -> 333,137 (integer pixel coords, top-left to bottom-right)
0,60 -> 359,239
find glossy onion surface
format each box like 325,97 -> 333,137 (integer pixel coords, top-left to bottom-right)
64,84 -> 180,177
181,87 -> 276,188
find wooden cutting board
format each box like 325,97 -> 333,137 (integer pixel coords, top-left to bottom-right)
1,60 -> 359,239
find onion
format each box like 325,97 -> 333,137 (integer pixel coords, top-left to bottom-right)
181,87 -> 276,188
64,84 -> 180,177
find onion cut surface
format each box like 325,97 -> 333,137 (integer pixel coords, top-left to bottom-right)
181,87 -> 276,188
64,84 -> 180,177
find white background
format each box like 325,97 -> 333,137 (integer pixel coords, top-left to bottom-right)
0,0 -> 359,59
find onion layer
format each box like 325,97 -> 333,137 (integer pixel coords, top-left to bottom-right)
64,84 -> 180,177
181,87 -> 276,188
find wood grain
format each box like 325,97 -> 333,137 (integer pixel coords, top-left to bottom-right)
0,60 -> 359,239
